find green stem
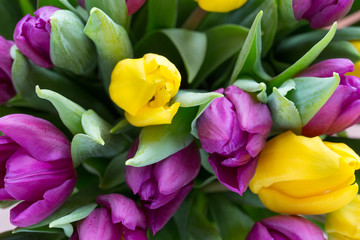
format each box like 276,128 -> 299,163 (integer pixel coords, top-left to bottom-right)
182,7 -> 207,30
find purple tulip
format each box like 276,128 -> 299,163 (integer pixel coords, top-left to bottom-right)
246,215 -> 325,240
197,85 -> 272,195
72,194 -> 148,240
293,0 -> 354,28
126,140 -> 201,234
78,0 -> 85,9
297,58 -> 360,137
0,114 -> 76,227
0,36 -> 16,104
13,6 -> 60,68
127,0 -> 147,15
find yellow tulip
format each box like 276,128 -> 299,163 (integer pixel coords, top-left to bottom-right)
249,131 -> 360,215
325,195 -> 360,240
348,41 -> 360,77
196,0 -> 247,13
109,54 -> 181,127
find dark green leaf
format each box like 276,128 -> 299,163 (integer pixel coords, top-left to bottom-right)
0,231 -> 65,240
146,0 -> 177,32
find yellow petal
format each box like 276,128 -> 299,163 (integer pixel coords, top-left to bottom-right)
249,131 -> 340,193
347,41 -> 360,78
109,58 -> 156,116
125,102 -> 180,127
197,0 -> 247,12
326,195 -> 360,239
325,141 -> 360,170
257,183 -> 358,215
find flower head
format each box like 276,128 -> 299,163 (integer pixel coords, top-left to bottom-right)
109,54 -> 181,127
0,114 -> 76,227
13,6 -> 60,68
197,86 -> 272,195
0,36 -> 15,104
249,131 -> 360,215
196,0 -> 247,13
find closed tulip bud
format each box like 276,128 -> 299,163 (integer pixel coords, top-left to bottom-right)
197,86 -> 272,195
109,54 -> 181,127
13,6 -> 59,68
298,59 -> 360,137
196,0 -> 247,13
72,194 -> 148,240
249,131 -> 360,215
0,36 -> 16,104
0,114 -> 76,227
125,140 -> 201,234
246,215 -> 325,240
325,195 -> 360,240
293,0 -> 354,28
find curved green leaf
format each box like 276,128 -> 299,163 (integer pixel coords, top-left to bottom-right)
85,0 -> 127,26
147,0 -> 177,32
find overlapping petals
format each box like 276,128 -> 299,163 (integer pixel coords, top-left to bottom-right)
0,36 -> 15,104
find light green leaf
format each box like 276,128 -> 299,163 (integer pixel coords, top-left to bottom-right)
200,149 -> 214,175
147,0 -> 177,32
85,0 -> 127,26
36,86 -> 85,135
50,10 -> 96,75
126,107 -> 197,167
269,22 -> 337,89
277,0 -> 296,26
84,7 -> 133,90
288,73 -> 340,125
229,11 -> 270,85
100,152 -> 127,189
162,29 -> 207,83
173,90 -> 223,107
49,203 -> 97,237
233,79 -> 267,103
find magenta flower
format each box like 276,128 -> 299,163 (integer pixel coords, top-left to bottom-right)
0,114 -> 76,227
13,6 -> 60,68
71,194 -> 147,240
197,85 -> 272,195
297,59 -> 360,137
127,0 -> 147,15
246,215 -> 325,240
126,140 -> 201,234
0,36 -> 15,104
293,0 -> 354,28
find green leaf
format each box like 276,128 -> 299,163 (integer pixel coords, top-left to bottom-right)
85,0 -> 127,26
126,107 -> 197,167
49,203 -> 97,237
269,22 -> 337,89
191,24 -> 249,88
36,86 -> 85,135
50,10 -> 97,75
229,11 -> 270,85
209,195 -> 254,240
72,110 -> 125,166
146,0 -> 177,32
200,149 -> 215,175
0,231 -> 65,240
233,79 -> 268,103
161,29 -> 207,83
84,8 -> 133,90
173,90 -> 223,107
288,74 -> 340,125
277,0 -> 296,26
0,0 -> 23,39
19,0 -> 35,15
100,152 -> 127,189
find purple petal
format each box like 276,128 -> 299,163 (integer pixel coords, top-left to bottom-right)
197,97 -> 246,155
225,85 -> 272,136
292,0 -> 312,20
296,59 -> 354,78
221,149 -> 251,167
246,222 -> 273,240
153,142 -> 200,195
261,215 -> 325,240
145,183 -> 193,235
142,188 -> 179,209
246,133 -> 268,157
4,148 -> 74,201
236,157 -> 258,194
0,114 -> 71,161
77,208 -> 123,240
327,99 -> 360,134
34,6 -> 60,20
97,194 -> 147,230
123,228 -> 148,240
0,36 -> 16,104
126,0 -> 147,15
10,176 -> 76,227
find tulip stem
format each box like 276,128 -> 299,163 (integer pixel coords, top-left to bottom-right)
182,7 -> 207,30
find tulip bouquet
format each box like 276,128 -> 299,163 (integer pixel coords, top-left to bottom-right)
1,0 -> 360,239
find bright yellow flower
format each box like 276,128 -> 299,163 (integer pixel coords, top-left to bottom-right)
249,131 -> 360,215
109,54 -> 181,127
348,41 -> 360,77
196,0 -> 247,13
325,195 -> 360,240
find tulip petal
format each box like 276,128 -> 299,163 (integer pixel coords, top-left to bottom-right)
257,183 -> 358,215
197,0 -> 247,12
97,194 -> 147,230
145,183 -> 192,235
327,99 -> 360,134
127,0 -> 147,15
77,208 -> 122,240
292,0 -> 312,20
154,142 -> 200,195
0,114 -> 71,161
123,228 -> 148,240
297,59 -> 354,78
324,142 -> 360,170
245,222 -> 273,240
10,177 -> 76,227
